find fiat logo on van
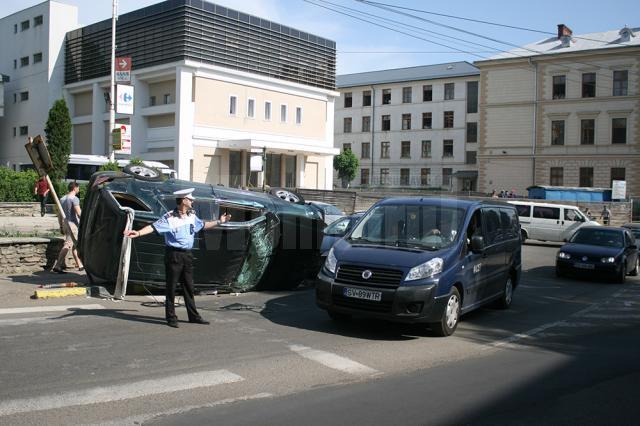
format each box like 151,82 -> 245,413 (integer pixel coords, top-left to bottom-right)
362,270 -> 372,280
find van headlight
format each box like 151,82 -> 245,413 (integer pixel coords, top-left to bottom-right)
406,258 -> 443,281
325,247 -> 337,274
600,257 -> 615,263
557,252 -> 571,259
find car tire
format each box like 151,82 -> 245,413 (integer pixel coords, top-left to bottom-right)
495,275 -> 514,309
269,188 -> 305,204
430,287 -> 460,337
122,164 -> 164,182
630,258 -> 639,276
328,309 -> 351,322
520,229 -> 527,244
617,262 -> 627,283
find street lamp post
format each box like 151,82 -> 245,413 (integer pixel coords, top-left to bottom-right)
108,0 -> 118,162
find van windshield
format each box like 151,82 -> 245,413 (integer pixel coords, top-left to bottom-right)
348,204 -> 466,250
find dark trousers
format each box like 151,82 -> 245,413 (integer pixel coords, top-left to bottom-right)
37,194 -> 48,216
164,249 -> 202,323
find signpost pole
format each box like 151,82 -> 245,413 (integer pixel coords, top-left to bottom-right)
108,0 -> 118,162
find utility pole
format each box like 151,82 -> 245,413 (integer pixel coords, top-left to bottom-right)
108,0 -> 118,162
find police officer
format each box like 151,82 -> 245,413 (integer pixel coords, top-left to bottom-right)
124,188 -> 231,328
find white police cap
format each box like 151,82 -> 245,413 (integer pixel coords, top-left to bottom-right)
173,188 -> 195,200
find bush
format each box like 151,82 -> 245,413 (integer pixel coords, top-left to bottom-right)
0,168 -> 40,202
99,161 -> 120,172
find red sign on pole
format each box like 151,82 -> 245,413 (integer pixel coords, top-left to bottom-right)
115,57 -> 132,83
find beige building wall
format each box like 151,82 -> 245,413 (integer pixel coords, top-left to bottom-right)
73,123 -> 92,154
148,80 -> 176,106
193,77 -> 327,140
192,146 -> 229,185
147,114 -> 175,128
73,91 -> 92,116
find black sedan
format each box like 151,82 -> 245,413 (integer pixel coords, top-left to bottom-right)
556,226 -> 639,283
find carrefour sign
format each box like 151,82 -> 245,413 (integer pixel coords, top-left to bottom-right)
116,84 -> 134,115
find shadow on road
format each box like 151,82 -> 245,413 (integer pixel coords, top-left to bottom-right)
55,307 -> 168,326
8,270 -> 89,286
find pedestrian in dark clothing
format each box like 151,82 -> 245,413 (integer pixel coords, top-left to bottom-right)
34,176 -> 50,217
124,188 -> 231,328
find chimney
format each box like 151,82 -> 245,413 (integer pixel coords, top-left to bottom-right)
557,24 -> 573,39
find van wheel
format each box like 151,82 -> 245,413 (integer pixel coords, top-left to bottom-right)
520,229 -> 527,243
122,164 -> 164,182
496,276 -> 514,309
328,310 -> 351,322
430,287 -> 460,337
630,258 -> 639,276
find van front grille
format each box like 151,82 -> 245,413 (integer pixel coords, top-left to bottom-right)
336,265 -> 403,288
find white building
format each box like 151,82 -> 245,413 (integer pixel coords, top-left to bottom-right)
335,62 -> 480,191
0,1 -> 79,169
63,0 -> 338,189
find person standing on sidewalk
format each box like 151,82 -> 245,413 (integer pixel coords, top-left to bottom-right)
124,188 -> 231,328
53,182 -> 84,273
33,176 -> 50,217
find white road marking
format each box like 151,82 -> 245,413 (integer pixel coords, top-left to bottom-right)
289,344 -> 379,376
0,304 -> 105,315
579,314 -> 640,320
487,321 -> 566,349
0,369 -> 243,417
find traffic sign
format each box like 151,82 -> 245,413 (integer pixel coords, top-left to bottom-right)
115,57 -> 131,83
116,84 -> 134,115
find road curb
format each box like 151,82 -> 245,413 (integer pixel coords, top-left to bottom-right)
33,287 -> 87,299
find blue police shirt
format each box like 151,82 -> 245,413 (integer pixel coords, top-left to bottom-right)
152,209 -> 205,250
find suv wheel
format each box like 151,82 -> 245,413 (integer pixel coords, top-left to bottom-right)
496,276 -> 514,309
430,287 -> 460,337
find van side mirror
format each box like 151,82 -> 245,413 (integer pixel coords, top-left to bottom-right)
470,235 -> 484,253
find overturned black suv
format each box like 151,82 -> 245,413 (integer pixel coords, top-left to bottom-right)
78,169 -> 324,292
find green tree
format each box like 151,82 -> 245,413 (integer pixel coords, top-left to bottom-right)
44,99 -> 72,182
333,150 -> 359,188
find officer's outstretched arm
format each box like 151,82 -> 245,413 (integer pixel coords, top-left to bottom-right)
124,225 -> 154,239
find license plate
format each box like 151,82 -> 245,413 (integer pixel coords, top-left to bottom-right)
343,287 -> 382,302
574,263 -> 595,270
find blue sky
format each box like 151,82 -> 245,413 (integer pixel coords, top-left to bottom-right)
3,0 -> 638,74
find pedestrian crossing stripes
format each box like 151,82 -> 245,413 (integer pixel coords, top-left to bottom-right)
289,344 -> 379,376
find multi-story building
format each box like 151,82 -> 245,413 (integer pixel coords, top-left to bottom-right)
61,0 -> 338,189
476,25 -> 640,196
335,62 -> 480,191
0,1 -> 79,169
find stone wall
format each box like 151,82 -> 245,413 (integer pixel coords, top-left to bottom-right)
0,237 -> 65,274
0,203 -> 42,217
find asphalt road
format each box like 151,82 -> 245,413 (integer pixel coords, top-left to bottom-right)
0,242 -> 639,425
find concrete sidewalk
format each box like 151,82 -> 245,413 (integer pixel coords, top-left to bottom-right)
0,270 -> 92,308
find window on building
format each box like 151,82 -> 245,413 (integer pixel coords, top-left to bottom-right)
20,56 -> 29,67
582,73 -> 596,98
381,115 -> 390,131
380,168 -> 390,185
465,151 -> 477,164
264,101 -> 271,120
423,85 -> 432,102
401,113 -> 411,130
442,168 -> 452,187
280,104 -> 287,122
421,140 -> 431,158
296,107 -> 302,124
444,83 -> 455,100
14,24 -> 17,34
362,90 -> 371,107
613,70 -> 628,96
551,120 -> 565,145
343,143 -> 351,152
380,141 -> 390,158
244,98 -> 254,117
33,52 -> 42,63
444,111 -> 454,128
466,122 -> 478,143
229,96 -> 237,115
20,91 -> 29,101
401,141 -> 411,158
611,168 -> 626,186
21,20 -> 30,31
13,93 -> 17,103
402,87 -> 412,103
400,168 -> 410,186
343,117 -> 352,133
360,168 -> 370,185
422,112 -> 432,129
552,75 -> 566,99
443,140 -> 454,157
421,168 -> 430,186
612,118 -> 627,144
467,81 -> 478,113
164,93 -> 171,104
19,126 -> 28,136
579,167 -> 594,187
382,89 -> 391,105
34,15 -> 43,26
344,92 -> 352,108
550,167 -> 564,186
580,119 -> 595,145
13,59 -> 17,69
362,116 -> 371,132
361,142 -> 370,159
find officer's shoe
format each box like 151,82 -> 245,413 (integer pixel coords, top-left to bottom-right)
189,318 -> 210,325
167,321 -> 179,328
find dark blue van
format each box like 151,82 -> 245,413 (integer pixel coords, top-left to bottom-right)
316,198 -> 522,336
